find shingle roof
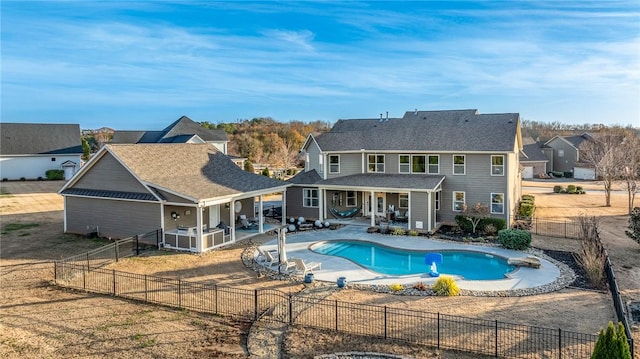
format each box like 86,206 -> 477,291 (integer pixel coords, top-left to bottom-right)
564,134 -> 591,148
319,173 -> 445,191
520,143 -> 548,162
313,110 -> 519,152
287,169 -> 322,185
111,116 -> 228,144
0,123 -> 82,155
104,143 -> 287,200
61,188 -> 160,201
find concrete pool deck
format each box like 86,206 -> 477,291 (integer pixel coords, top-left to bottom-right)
257,225 -> 564,293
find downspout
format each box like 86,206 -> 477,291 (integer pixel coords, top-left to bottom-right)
427,192 -> 432,232
370,190 -> 375,227
230,200 -> 236,242
196,206 -> 203,253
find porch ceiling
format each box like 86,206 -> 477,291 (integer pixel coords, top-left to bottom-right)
318,173 -> 445,192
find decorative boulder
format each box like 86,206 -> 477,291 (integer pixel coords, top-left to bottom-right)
507,256 -> 541,269
290,217 -> 296,223
298,216 -> 305,224
314,220 -> 322,227
324,221 -> 330,227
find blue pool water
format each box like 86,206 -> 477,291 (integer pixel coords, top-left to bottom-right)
311,240 -> 516,280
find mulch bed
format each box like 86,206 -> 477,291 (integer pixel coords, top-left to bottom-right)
541,248 -> 605,290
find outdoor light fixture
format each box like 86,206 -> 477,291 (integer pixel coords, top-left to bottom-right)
171,211 -> 180,220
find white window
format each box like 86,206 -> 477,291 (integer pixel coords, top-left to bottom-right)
491,193 -> 504,214
346,191 -> 356,207
329,155 -> 340,173
453,155 -> 465,175
399,155 -> 410,173
399,193 -> 409,208
491,155 -> 504,176
318,154 -> 323,173
453,191 -> 465,211
428,155 -> 439,174
558,149 -> 564,158
303,188 -> 319,208
368,154 -> 385,172
435,191 -> 440,210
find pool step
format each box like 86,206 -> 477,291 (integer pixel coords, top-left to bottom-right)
323,243 -> 349,255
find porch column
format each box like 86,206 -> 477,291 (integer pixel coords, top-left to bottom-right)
281,191 -> 287,226
258,194 -> 264,233
407,192 -> 412,230
196,206 -> 203,253
370,190 -> 375,227
427,192 -> 432,233
230,200 -> 236,242
319,189 -> 325,221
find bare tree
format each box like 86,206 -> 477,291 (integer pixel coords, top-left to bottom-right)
621,136 -> 640,213
579,134 -> 626,207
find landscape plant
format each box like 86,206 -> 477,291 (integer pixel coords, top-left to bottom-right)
412,282 -> 428,291
432,276 -> 459,296
591,321 -> 631,359
391,227 -> 406,236
388,283 -> 403,292
461,203 -> 489,234
553,185 -> 563,193
497,229 -> 531,250
45,169 -> 64,180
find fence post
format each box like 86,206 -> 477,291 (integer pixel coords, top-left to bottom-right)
384,306 -> 387,339
437,312 -> 440,349
254,289 -> 258,321
115,241 -> 119,262
86,253 -> 90,269
558,328 -> 562,359
144,274 -> 148,302
82,265 -> 86,290
136,235 -> 140,256
54,261 -> 57,282
564,221 -> 567,238
495,320 -> 498,357
335,300 -> 339,331
288,294 -> 293,325
214,284 -> 218,315
112,269 -> 116,295
178,280 -> 182,308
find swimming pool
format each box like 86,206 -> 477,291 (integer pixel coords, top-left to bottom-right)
311,240 -> 516,280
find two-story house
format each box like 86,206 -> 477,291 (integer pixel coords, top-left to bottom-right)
286,109 -> 523,233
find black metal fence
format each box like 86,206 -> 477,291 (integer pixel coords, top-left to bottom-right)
54,261 -> 598,358
518,217 -> 582,239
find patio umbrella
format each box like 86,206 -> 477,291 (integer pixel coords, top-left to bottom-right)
277,227 -> 288,273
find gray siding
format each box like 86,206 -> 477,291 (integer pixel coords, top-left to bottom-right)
327,153 -> 361,179
306,141 -> 323,176
438,153 -> 509,224
164,205 -> 197,230
155,188 -> 196,204
286,186 -> 321,220
66,197 -> 161,239
73,153 -> 149,193
410,191 -> 428,230
546,138 -> 577,173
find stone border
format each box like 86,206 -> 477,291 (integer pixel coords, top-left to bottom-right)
314,352 -> 413,359
242,238 -> 577,297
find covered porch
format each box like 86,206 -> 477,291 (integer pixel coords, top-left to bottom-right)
317,174 -> 445,233
162,190 -> 287,253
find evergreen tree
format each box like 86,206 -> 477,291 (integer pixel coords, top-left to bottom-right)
81,138 -> 91,160
261,167 -> 270,177
626,207 -> 640,245
592,321 -> 631,359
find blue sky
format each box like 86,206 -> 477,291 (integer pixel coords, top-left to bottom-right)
2,1 -> 639,129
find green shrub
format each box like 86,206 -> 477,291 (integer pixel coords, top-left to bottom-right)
19,177 -> 26,181
564,171 -> 573,178
484,224 -> 497,236
388,283 -> 403,292
408,230 -> 419,236
455,215 -> 473,232
567,185 -> 577,194
592,321 -> 631,359
391,227 -> 406,236
559,189 -> 567,193
432,276 -> 459,296
553,185 -> 563,193
518,203 -> 535,218
498,229 -> 531,250
483,217 -> 507,232
521,194 -> 535,204
45,169 -> 64,180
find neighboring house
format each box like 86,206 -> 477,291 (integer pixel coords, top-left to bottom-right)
519,137 -> 549,179
543,133 -> 596,179
0,123 -> 82,180
112,115 -> 230,154
286,109 -> 523,232
58,143 -> 290,252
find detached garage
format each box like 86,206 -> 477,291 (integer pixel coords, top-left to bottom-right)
573,167 -> 596,180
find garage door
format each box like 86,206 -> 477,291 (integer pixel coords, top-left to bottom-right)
522,166 -> 533,179
573,167 -> 596,180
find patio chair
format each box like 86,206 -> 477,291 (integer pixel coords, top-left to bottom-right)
256,247 -> 278,266
239,214 -> 258,229
293,258 -> 321,274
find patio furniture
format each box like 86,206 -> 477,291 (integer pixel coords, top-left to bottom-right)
239,214 -> 258,229
257,247 -> 278,266
329,206 -> 360,219
293,258 -> 322,274
394,210 -> 408,223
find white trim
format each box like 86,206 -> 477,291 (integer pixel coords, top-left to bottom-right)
398,154 -> 411,174
427,154 -> 440,174
329,154 -> 340,174
367,154 -> 385,173
452,155 -> 466,175
452,191 -> 465,212
490,192 -> 505,214
302,188 -> 319,208
491,155 -> 505,176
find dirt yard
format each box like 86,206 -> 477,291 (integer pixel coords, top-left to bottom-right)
1,180 -> 638,358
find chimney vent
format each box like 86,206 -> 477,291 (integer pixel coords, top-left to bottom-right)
379,113 -> 383,122
386,111 -> 389,121
414,108 -> 418,116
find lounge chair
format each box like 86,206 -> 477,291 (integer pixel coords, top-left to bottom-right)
293,258 -> 321,274
256,247 -> 278,266
239,214 -> 258,229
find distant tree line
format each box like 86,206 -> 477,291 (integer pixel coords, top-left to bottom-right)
521,120 -> 639,142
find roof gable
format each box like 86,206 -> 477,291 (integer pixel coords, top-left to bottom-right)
111,116 -> 228,144
0,123 -> 82,155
